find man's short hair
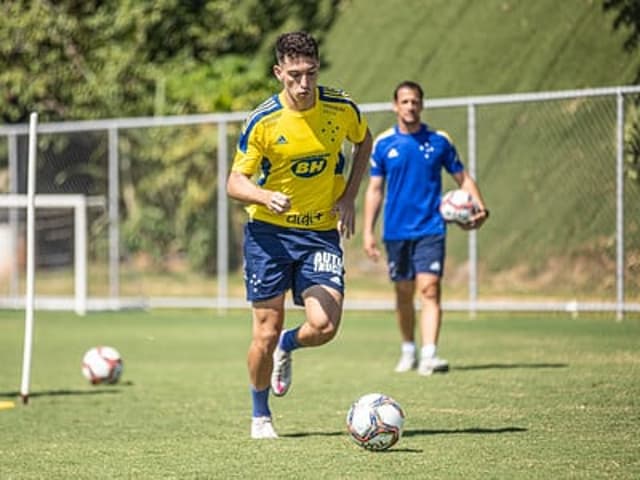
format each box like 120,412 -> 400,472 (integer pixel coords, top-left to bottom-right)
275,31 -> 319,64
394,81 -> 424,102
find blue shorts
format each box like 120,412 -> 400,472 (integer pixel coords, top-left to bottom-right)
243,220 -> 344,306
384,235 -> 446,282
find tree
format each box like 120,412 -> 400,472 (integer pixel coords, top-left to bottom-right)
603,0 -> 640,80
0,0 -> 342,272
604,0 -> 640,184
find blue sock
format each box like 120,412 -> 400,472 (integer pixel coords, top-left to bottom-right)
251,386 -> 271,418
280,326 -> 301,353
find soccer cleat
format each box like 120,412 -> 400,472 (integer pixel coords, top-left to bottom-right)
394,352 -> 418,373
417,356 -> 449,376
251,416 -> 279,439
271,338 -> 292,397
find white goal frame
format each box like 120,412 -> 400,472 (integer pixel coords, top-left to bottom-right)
0,194 -> 104,316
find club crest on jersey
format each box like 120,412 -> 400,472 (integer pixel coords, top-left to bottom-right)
291,154 -> 329,178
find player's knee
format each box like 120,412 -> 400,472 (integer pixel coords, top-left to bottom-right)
419,282 -> 440,302
254,325 -> 280,353
320,320 -> 339,341
305,317 -> 340,345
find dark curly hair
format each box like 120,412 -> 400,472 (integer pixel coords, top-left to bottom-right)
275,31 -> 319,64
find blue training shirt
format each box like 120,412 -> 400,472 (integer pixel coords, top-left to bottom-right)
370,123 -> 465,241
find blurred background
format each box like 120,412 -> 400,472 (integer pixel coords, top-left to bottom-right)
1,0 -> 639,313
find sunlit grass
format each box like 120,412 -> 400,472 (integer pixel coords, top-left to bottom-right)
0,310 -> 638,479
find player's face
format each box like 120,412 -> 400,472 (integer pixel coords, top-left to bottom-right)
393,87 -> 423,131
273,54 -> 319,111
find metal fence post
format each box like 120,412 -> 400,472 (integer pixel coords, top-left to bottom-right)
467,103 -> 478,318
217,121 -> 229,311
615,90 -> 625,321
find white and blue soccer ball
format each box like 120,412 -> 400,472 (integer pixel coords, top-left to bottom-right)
440,189 -> 477,224
82,346 -> 123,385
346,393 -> 405,451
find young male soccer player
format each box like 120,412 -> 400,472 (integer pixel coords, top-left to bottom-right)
227,31 -> 372,439
362,80 -> 489,376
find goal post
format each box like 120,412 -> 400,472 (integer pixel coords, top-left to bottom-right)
0,194 -> 100,316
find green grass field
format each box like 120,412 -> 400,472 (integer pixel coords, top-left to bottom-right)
0,309 -> 638,479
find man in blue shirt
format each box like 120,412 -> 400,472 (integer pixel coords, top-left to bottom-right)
362,80 -> 489,376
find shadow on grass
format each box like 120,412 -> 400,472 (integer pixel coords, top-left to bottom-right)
404,426 -> 527,436
0,381 -> 134,399
282,426 -> 526,440
282,431 -> 344,438
453,363 -> 568,371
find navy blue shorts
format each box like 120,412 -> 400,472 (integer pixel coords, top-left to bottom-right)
384,235 -> 446,281
243,220 -> 344,306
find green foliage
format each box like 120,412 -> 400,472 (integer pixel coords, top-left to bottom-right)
2,0 -> 638,276
604,0 -> 640,57
625,102 -> 640,182
0,0 -> 342,121
0,310 -> 639,478
604,0 -> 640,185
0,0 -> 341,272
0,1 -> 157,122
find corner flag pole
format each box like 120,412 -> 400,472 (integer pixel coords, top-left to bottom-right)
20,112 -> 38,405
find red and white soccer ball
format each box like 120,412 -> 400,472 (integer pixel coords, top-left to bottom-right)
82,346 -> 123,385
346,393 -> 405,451
440,189 -> 477,225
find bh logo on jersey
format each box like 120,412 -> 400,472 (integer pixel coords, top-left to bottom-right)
291,155 -> 329,178
313,251 -> 343,275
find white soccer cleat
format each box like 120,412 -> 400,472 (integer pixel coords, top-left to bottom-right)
251,416 -> 279,439
271,341 -> 292,397
394,352 -> 417,373
417,356 -> 450,376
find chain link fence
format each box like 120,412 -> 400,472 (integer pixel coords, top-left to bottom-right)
1,86 -> 639,316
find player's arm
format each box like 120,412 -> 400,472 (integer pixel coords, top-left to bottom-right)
452,170 -> 489,229
335,128 -> 373,238
363,175 -> 384,261
227,171 -> 291,214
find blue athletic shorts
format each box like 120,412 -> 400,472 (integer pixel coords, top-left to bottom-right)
384,235 -> 446,281
243,220 -> 345,306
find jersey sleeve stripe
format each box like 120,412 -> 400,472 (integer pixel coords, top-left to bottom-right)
238,95 -> 282,153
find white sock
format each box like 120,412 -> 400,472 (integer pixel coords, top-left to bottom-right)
401,342 -> 416,355
421,344 -> 436,359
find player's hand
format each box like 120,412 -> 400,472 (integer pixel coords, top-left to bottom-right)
460,208 -> 489,230
266,191 -> 291,214
333,198 -> 356,239
363,233 -> 381,262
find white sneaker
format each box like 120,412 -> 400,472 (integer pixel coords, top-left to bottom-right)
271,337 -> 292,397
418,356 -> 449,376
394,352 -> 417,373
251,416 -> 278,439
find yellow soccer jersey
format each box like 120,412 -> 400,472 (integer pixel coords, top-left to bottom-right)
232,86 -> 368,230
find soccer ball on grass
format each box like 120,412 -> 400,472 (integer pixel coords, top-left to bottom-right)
439,189 -> 478,225
346,393 -> 405,451
82,346 -> 123,385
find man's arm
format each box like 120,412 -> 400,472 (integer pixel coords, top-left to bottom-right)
452,170 -> 489,229
334,129 -> 373,238
227,171 -> 291,215
363,175 -> 384,261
